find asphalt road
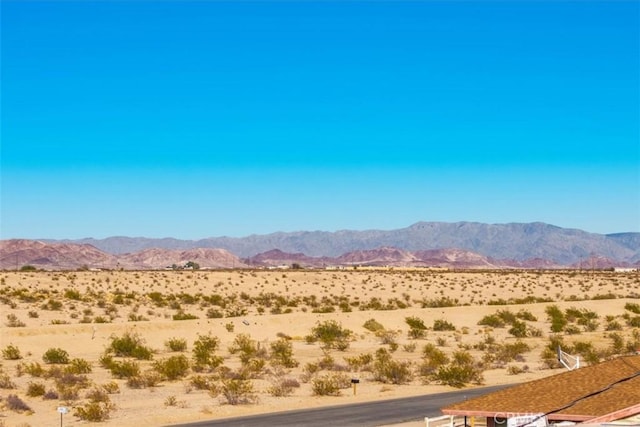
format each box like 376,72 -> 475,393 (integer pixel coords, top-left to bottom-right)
169,385 -> 509,427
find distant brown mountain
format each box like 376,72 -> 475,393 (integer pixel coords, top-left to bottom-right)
246,247 -> 563,270
0,240 -> 121,270
0,240 -> 244,270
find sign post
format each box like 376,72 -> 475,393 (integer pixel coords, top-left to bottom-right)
57,406 -> 68,427
351,378 -> 360,396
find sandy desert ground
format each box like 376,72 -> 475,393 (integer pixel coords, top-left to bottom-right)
1,269 -> 639,427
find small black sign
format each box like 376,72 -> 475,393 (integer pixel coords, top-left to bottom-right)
351,378 -> 360,384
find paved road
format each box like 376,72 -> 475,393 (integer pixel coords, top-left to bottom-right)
169,385 -> 509,427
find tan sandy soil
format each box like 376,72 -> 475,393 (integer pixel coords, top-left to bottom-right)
0,269 -> 638,426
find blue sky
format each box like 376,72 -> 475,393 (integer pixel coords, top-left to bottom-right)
2,0 -> 639,239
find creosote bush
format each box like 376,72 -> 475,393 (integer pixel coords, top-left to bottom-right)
43,347 -> 70,364
192,334 -> 223,372
2,344 -> 22,360
154,355 -> 190,380
306,320 -> 352,351
311,372 -> 350,396
106,332 -> 153,360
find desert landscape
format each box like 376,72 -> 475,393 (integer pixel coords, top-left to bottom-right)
1,268 -> 639,427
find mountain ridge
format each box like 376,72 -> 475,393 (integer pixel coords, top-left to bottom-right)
40,221 -> 640,265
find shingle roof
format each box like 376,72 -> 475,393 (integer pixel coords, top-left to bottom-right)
442,355 -> 640,421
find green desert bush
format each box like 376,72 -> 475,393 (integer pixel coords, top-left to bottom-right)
270,338 -> 298,368
43,347 -> 70,364
311,372 -> 349,396
6,314 -> 26,327
165,338 -> 188,352
420,343 -> 449,377
2,344 -> 22,360
106,332 -> 153,360
306,320 -> 352,351
433,319 -> 456,331
74,400 -> 115,421
192,334 -> 223,371
154,355 -> 190,380
405,316 -> 427,339
26,381 -> 46,397
371,348 -> 413,384
432,351 -> 484,388
363,318 -> 385,333
219,378 -> 257,405
65,358 -> 92,374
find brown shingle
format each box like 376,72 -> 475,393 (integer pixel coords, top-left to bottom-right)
442,355 -> 640,420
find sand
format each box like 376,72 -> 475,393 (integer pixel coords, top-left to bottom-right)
0,269 -> 638,426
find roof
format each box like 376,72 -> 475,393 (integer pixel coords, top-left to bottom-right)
442,355 -> 640,422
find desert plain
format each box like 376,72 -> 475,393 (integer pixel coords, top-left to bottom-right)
1,268 -> 639,427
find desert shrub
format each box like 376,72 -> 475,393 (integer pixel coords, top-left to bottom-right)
206,308 -> 224,319
107,359 -> 140,379
420,343 -> 449,377
220,379 -> 257,405
344,353 -> 373,371
6,314 -> 26,327
43,389 -> 59,399
508,320 -> 529,338
173,311 -> 198,321
403,342 -> 417,352
20,361 -> 46,377
433,319 -> 456,331
376,329 -> 399,346
477,314 -> 505,328
106,332 -> 153,360
546,305 -> 567,333
270,338 -> 298,368
516,309 -> 537,321
625,302 -> 640,314
405,316 -> 427,339
363,318 -> 385,333
311,372 -> 349,396
372,348 -> 413,384
2,344 -> 22,360
65,358 -> 92,374
432,351 -> 484,388
126,371 -> 162,389
421,297 -> 457,308
627,316 -> 640,328
26,381 -> 46,397
165,338 -> 187,352
64,289 -> 82,300
5,394 -> 31,412
0,372 -> 16,389
43,347 -> 70,364
74,400 -> 115,421
608,333 -> 625,354
507,365 -> 529,375
307,320 -> 352,351
268,372 -> 300,397
189,374 -> 214,390
229,334 -> 264,364
192,334 -> 223,371
42,298 -> 63,310
605,318 -> 623,331
102,381 -> 120,394
495,340 -> 530,363
154,355 -> 190,380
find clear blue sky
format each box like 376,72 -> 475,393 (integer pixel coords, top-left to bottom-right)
2,0 -> 639,239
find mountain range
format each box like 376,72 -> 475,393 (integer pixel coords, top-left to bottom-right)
1,221 -> 639,270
